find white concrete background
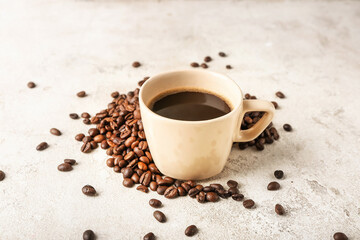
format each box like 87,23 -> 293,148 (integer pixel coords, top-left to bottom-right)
0,0 -> 360,239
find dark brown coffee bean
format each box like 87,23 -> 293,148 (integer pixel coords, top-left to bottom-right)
157,185 -> 168,195
83,117 -> 90,124
149,181 -> 158,191
0,170 -> 5,181
124,136 -> 136,147
81,142 -> 91,153
185,225 -> 198,237
36,142 -> 48,151
93,135 -> 105,143
123,178 -> 134,188
226,65 -> 232,69
219,52 -> 226,57
83,136 -> 92,143
267,181 -> 280,191
210,183 -> 224,190
271,101 -> 278,109
149,199 -> 162,208
77,91 -> 86,97
75,133 -> 85,141
106,158 -> 115,167
158,177 -> 174,186
113,165 -> 121,173
228,187 -> 239,195
181,183 -> 191,192
177,186 -> 187,196
275,204 -> 285,215
131,173 -> 140,183
69,113 -> 79,119
101,140 -> 109,149
50,128 -> 61,136
206,192 -> 219,202
243,199 -> 255,208
232,193 -> 244,201
64,159 -> 76,165
333,232 -> 348,240
81,112 -> 91,118
227,180 -> 238,188
140,171 -> 151,186
143,232 -> 155,240
216,189 -> 231,199
255,142 -> 264,151
83,230 -> 95,240
111,91 -> 119,98
196,191 -> 206,203
238,142 -> 248,150
82,185 -> 96,196
188,188 -> 200,198
132,61 -> 141,68
276,91 -> 285,98
203,186 -> 214,192
174,180 -> 183,187
27,81 -> 36,88
137,185 -> 149,193
153,210 -> 166,223
164,186 -> 178,199
190,62 -> 199,67
204,56 -> 212,62
274,170 -> 284,179
90,141 -> 98,149
283,124 -> 292,132
88,128 -> 100,137
200,63 -> 208,68
122,167 -> 133,178
57,163 -> 73,172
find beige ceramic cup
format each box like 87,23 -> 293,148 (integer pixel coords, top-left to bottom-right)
139,69 -> 275,180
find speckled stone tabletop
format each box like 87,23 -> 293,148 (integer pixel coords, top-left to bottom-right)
0,0 -> 360,239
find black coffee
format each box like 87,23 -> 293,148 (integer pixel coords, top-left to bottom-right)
151,91 -> 231,121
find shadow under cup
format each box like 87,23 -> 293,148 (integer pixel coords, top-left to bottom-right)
139,70 -> 243,180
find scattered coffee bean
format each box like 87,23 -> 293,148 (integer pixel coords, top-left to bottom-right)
149,199 -> 162,208
143,232 -> 155,240
227,180 -> 238,188
81,112 -> 91,118
75,133 -> 85,141
122,167 -> 133,178
50,128 -> 61,136
232,193 -> 244,201
82,185 -> 96,196
204,56 -> 212,62
0,170 -> 5,181
164,186 -> 178,199
57,163 -> 73,172
219,52 -> 226,57
196,191 -> 206,203
123,178 -> 135,188
276,91 -> 285,98
83,118 -> 91,125
275,204 -> 285,215
267,181 -> 280,191
206,192 -> 219,202
77,91 -> 86,97
27,81 -> 36,88
274,170 -> 284,179
36,142 -> 48,151
243,199 -> 255,209
228,187 -> 239,195
138,77 -> 150,87
137,185 -> 149,193
132,61 -> 141,68
81,142 -> 92,153
226,65 -> 232,69
83,230 -> 95,240
69,113 -> 79,119
210,184 -> 224,190
64,159 -> 76,165
153,210 -> 166,223
185,225 -> 198,237
111,91 -> 119,98
190,62 -> 199,68
188,188 -> 200,198
271,101 -> 278,109
283,124 -> 292,132
200,63 -> 208,68
157,185 -> 168,195
333,232 -> 348,240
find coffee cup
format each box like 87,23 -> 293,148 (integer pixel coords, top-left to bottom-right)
139,69 -> 275,180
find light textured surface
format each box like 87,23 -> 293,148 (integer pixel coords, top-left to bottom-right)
0,0 -> 360,239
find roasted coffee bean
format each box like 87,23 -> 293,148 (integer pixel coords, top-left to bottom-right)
143,232 -> 155,240
243,199 -> 255,208
77,91 -> 86,97
206,192 -> 219,202
83,136 -> 92,143
83,118 -> 90,124
232,193 -> 244,201
90,141 -> 98,149
124,136 -> 136,147
81,112 -> 91,118
203,186 -> 214,192
190,62 -> 199,67
75,133 -> 85,141
131,173 -> 140,183
158,177 -> 174,186
93,134 -> 105,143
219,52 -> 226,57
113,165 -> 121,173
283,124 -> 292,132
27,81 -> 36,88
255,142 -> 264,151
185,225 -> 198,237
122,167 -> 133,178
0,170 -> 6,181
164,186 -> 178,199
157,185 -> 168,195
188,188 -> 200,198
149,198 -> 162,208
226,65 -> 232,69
111,91 -> 119,98
274,170 -> 284,179
275,204 -> 285,215
238,142 -> 248,150
106,158 -> 115,167
137,185 -> 149,193
174,180 -> 183,187
82,185 -> 96,196
200,63 -> 208,68
150,181 -> 158,191
88,128 -> 100,137
81,142 -> 92,153
69,113 -> 79,119
228,187 -> 239,195
267,181 -> 280,191
36,142 -> 48,151
140,171 -> 151,186
153,210 -> 166,223
132,61 -> 141,68
181,183 -> 191,192
101,140 -> 109,149
217,189 -> 231,199
83,230 -> 95,240
50,128 -> 61,136
210,184 -> 224,190
195,185 -> 203,191
271,101 -> 278,109
177,186 -> 187,196
276,91 -> 285,98
204,56 -> 212,62
196,191 -> 206,203
227,180 -> 238,188
123,178 -> 134,188
333,232 -> 348,240
64,159 -> 76,165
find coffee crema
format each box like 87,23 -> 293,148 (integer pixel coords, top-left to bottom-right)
150,90 -> 231,121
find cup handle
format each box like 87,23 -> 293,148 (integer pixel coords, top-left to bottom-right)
234,100 -> 275,142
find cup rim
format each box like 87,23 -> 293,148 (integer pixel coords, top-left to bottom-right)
139,69 -> 243,124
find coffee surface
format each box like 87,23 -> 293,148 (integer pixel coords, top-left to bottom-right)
151,91 -> 231,121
